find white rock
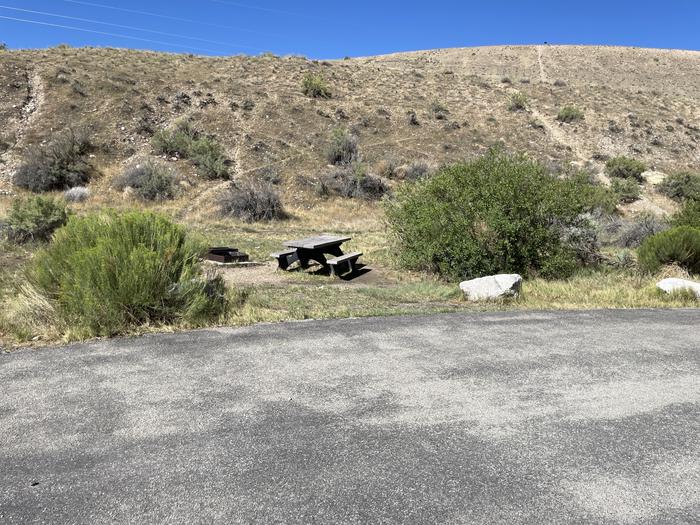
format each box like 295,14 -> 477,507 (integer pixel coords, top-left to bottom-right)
459,274 -> 523,302
656,278 -> 700,299
643,170 -> 667,185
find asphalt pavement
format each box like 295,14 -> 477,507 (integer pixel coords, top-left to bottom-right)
1,309 -> 699,523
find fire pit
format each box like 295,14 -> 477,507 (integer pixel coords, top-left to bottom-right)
206,247 -> 249,264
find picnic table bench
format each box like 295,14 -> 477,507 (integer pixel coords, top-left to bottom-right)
271,235 -> 362,276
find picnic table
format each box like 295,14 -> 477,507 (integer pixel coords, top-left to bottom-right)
271,235 -> 362,276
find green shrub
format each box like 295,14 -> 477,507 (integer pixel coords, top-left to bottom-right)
29,211 -> 227,337
152,120 -> 229,180
13,129 -> 93,192
672,200 -> 700,228
508,92 -> 528,112
556,106 -> 584,123
612,177 -> 641,203
189,138 -> 229,180
114,160 -> 178,201
218,181 -> 287,222
152,120 -> 197,156
4,196 -> 69,243
605,156 -> 646,182
302,74 -> 331,98
566,171 -> 618,214
325,128 -> 358,165
384,149 -> 606,281
657,171 -> 700,202
638,226 -> 700,274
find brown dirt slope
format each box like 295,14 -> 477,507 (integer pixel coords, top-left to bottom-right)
0,44 -> 698,198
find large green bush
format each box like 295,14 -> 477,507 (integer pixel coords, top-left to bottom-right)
13,129 -> 93,192
605,156 -> 646,182
384,150 -> 608,281
657,171 -> 700,202
152,120 -> 229,180
4,196 -> 69,243
29,211 -> 227,337
638,226 -> 700,274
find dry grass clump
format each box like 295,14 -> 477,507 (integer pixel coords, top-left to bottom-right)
302,73 -> 331,98
508,92 -> 528,111
556,106 -> 584,123
64,186 -> 90,203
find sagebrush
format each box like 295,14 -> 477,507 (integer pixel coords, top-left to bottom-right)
219,181 -> 287,222
325,128 -> 358,165
13,129 -> 93,192
317,164 -> 389,201
29,211 -> 228,337
153,120 -> 229,179
114,160 -> 178,201
606,156 -> 646,182
3,196 -> 69,243
657,171 -> 700,202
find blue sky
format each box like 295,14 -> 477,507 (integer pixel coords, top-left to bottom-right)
0,1 -> 698,58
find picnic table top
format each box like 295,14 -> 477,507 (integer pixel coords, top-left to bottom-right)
283,235 -> 352,250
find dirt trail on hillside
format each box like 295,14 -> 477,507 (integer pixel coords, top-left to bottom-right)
536,46 -> 548,83
0,69 -> 44,189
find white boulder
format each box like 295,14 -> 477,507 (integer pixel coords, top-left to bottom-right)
459,274 -> 523,302
643,170 -> 667,185
656,278 -> 700,299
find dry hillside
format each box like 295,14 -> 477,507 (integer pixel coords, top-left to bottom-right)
1,44 -> 699,214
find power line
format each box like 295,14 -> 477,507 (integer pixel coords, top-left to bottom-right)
62,0 -> 278,37
206,0 -> 317,19
0,15 -> 224,54
0,5 -> 261,51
